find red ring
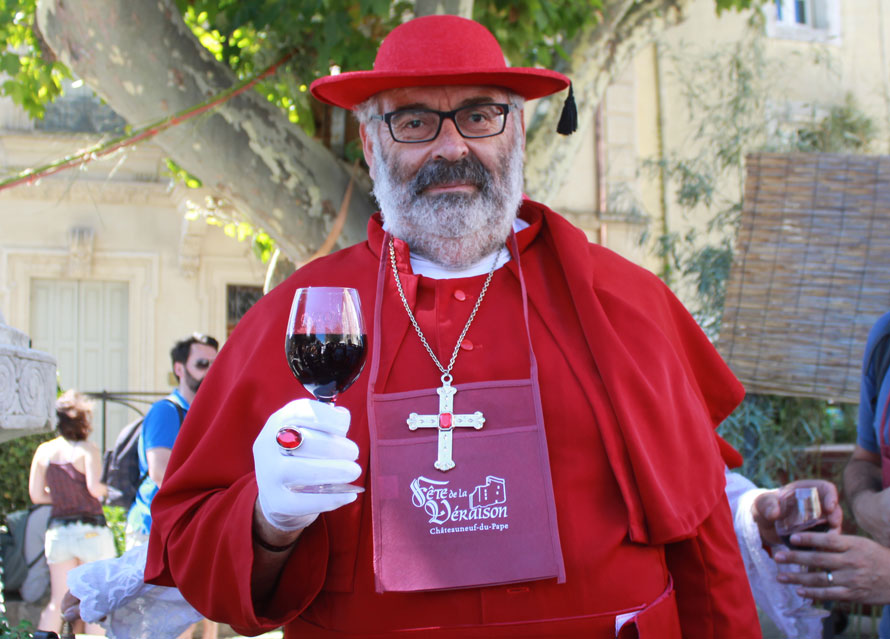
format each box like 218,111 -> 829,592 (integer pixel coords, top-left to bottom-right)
276,426 -> 304,452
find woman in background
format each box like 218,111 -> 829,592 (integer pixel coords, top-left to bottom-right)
29,390 -> 116,635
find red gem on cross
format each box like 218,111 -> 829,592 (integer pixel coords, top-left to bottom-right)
439,413 -> 453,430
276,427 -> 303,450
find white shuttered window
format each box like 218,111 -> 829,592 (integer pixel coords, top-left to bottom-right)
30,279 -> 129,445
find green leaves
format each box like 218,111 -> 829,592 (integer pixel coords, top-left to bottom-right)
793,94 -> 876,154
474,0 -> 604,69
172,0 -> 410,142
2,0 -> 767,136
0,614 -> 36,639
719,394 -> 856,489
0,430 -> 54,519
0,0 -> 70,119
181,1 -> 402,82
359,0 -> 393,16
714,0 -> 766,14
251,229 -> 276,263
103,505 -> 128,556
164,158 -> 203,188
0,52 -> 20,75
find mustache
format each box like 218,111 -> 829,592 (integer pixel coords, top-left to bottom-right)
410,156 -> 492,196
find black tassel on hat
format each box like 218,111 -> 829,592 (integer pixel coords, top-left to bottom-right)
556,82 -> 577,135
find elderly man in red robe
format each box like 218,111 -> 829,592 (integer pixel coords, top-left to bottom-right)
145,15 -> 761,638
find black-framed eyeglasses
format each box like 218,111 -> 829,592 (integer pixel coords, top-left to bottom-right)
371,103 -> 511,143
193,358 -> 212,370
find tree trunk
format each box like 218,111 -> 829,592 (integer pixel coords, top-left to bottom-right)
34,0 -> 693,263
35,0 -> 375,264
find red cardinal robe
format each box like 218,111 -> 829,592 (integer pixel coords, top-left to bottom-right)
145,200 -> 760,638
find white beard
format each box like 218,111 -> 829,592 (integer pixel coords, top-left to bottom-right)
371,130 -> 524,269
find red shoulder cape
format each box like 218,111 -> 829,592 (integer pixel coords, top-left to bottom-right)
529,204 -> 743,543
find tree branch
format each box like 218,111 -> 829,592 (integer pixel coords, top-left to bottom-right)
35,0 -> 375,263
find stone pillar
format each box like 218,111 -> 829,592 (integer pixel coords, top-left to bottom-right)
0,310 -> 57,443
0,313 -> 56,615
0,310 -> 56,617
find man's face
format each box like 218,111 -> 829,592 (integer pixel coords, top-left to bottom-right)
179,343 -> 218,394
360,85 -> 526,269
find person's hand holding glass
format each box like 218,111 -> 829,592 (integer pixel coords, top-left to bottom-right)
253,287 -> 368,533
772,485 -> 832,619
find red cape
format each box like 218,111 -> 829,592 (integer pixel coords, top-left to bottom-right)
145,201 -> 746,621
533,209 -> 744,542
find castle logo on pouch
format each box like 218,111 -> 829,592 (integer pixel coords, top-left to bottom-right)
410,475 -> 509,534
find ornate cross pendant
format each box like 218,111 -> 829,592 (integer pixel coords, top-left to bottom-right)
407,376 -> 485,471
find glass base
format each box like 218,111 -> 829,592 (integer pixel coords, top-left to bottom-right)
286,483 -> 365,494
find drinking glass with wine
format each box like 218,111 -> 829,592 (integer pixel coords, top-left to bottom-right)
280,286 -> 368,494
774,485 -> 831,618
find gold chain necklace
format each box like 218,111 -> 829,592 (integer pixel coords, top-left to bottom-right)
388,238 -> 502,471
388,238 -> 500,383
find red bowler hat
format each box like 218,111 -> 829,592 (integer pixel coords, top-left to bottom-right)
310,15 -> 571,111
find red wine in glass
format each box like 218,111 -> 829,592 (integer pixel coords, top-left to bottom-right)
778,519 -> 830,549
284,287 -> 367,494
286,333 -> 368,402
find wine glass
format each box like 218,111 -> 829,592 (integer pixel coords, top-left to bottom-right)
774,485 -> 831,618
283,286 -> 368,494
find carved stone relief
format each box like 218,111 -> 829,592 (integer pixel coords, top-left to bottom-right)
0,310 -> 57,443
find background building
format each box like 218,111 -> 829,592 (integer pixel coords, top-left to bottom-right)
2,0 -> 887,448
0,85 -> 266,448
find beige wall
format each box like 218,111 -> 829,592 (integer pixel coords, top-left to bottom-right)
552,0 -> 890,302
658,0 -> 885,286
0,100 -> 265,442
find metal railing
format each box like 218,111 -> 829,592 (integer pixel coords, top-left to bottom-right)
83,390 -> 168,451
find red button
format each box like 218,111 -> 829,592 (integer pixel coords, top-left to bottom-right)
453,289 -> 467,301
460,339 -> 474,351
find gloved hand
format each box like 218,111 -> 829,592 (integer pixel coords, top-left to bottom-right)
253,398 -> 362,532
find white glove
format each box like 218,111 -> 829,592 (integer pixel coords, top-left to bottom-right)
253,398 -> 362,532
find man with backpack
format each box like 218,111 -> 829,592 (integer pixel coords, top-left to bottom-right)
124,332 -> 219,639
125,333 -> 219,550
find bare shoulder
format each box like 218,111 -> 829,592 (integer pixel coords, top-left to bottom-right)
75,439 -> 102,459
82,439 -> 101,453
33,437 -> 59,459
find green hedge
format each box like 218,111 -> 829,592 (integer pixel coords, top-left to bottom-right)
0,614 -> 35,639
719,393 -> 858,489
0,431 -> 54,521
104,505 -> 127,557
